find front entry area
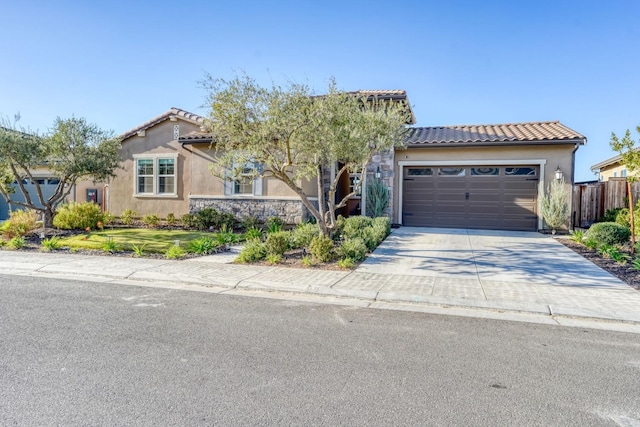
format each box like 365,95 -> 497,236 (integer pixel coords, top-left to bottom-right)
402,165 -> 539,231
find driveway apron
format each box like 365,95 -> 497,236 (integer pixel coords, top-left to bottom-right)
358,227 -> 640,322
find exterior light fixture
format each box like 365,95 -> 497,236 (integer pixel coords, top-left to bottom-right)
555,166 -> 563,181
375,166 -> 381,179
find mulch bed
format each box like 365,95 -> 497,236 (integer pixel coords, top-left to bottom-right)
557,238 -> 640,291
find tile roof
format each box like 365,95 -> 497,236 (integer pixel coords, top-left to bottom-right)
120,107 -> 206,140
179,131 -> 213,143
405,121 -> 585,145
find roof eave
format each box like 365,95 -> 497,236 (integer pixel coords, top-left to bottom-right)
404,138 -> 586,147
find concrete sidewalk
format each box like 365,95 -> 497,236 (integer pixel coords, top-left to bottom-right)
1,228 -> 640,333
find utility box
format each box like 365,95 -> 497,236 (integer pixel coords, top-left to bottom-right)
86,188 -> 101,205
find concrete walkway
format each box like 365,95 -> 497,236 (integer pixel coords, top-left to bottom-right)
1,227 -> 640,332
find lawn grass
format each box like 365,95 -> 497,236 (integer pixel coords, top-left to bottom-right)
57,228 -> 233,253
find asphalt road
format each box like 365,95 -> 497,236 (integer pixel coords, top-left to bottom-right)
1,274 -> 640,426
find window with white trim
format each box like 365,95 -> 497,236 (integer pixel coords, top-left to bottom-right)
135,155 -> 177,196
224,162 -> 263,196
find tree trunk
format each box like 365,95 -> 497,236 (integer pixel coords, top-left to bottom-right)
43,207 -> 55,229
629,181 -> 635,254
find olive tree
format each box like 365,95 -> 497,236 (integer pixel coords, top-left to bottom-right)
203,74 -> 408,236
0,116 -> 121,227
610,125 -> 640,252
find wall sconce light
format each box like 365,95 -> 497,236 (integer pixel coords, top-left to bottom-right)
554,166 -> 564,181
375,166 -> 381,179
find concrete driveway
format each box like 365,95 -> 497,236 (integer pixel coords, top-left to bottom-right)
357,227 -> 640,322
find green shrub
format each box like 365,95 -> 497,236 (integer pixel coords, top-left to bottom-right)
301,255 -> 315,267
180,213 -> 198,228
584,237 -> 599,250
337,237 -> 368,262
194,207 -> 218,230
240,215 -> 260,231
165,245 -> 186,259
142,214 -> 160,227
341,215 -> 373,239
603,207 -> 624,223
120,209 -> 137,225
102,237 -> 120,253
309,234 -> 335,263
266,253 -> 282,265
131,244 -> 146,257
2,210 -> 38,238
236,239 -> 267,263
372,217 -> 391,236
569,229 -> 585,243
266,216 -> 284,233
366,179 -> 390,218
7,236 -> 26,250
165,213 -> 177,226
188,237 -> 221,255
586,222 -> 631,246
41,236 -> 61,251
192,208 -> 237,231
264,231 -> 291,256
53,202 -> 104,230
338,258 -> 356,269
102,211 -> 115,227
245,226 -> 263,241
216,211 -> 238,231
291,223 -> 319,248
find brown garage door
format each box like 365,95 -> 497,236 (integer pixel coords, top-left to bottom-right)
402,166 -> 538,231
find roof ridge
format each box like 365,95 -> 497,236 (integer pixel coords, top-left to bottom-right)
412,120 -> 561,129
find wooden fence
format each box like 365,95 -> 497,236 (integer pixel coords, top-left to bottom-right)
573,178 -> 640,228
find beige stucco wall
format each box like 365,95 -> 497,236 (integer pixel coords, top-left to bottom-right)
393,144 -> 578,228
73,120 -> 320,219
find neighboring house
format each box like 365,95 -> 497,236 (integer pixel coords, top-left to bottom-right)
590,152 -> 633,181
75,95 -> 586,232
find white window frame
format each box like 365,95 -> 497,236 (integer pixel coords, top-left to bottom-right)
224,162 -> 263,197
133,154 -> 178,197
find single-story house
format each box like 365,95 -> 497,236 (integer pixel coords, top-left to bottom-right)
590,152 -> 633,181
75,91 -> 586,232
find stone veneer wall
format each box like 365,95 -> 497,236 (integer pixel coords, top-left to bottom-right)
366,148 -> 395,219
189,197 -> 316,225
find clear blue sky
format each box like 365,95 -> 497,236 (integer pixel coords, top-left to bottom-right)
1,0 -> 638,182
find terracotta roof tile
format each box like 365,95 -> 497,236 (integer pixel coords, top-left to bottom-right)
405,121 -> 585,145
120,107 -> 206,140
179,131 -> 213,143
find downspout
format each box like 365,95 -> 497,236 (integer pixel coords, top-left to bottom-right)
570,140 -> 584,229
181,142 -> 194,210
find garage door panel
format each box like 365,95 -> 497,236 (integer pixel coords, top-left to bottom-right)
402,165 -> 538,231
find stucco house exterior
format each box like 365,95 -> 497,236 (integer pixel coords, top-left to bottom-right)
72,91 -> 585,232
590,152 -> 633,181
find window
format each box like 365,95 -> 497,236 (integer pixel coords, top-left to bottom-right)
622,169 -> 627,177
505,167 -> 536,176
224,162 -> 263,196
438,167 -> 465,176
233,166 -> 255,195
349,173 -> 361,196
614,172 -> 618,178
471,167 -> 499,176
135,155 -> 177,196
407,167 -> 433,176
